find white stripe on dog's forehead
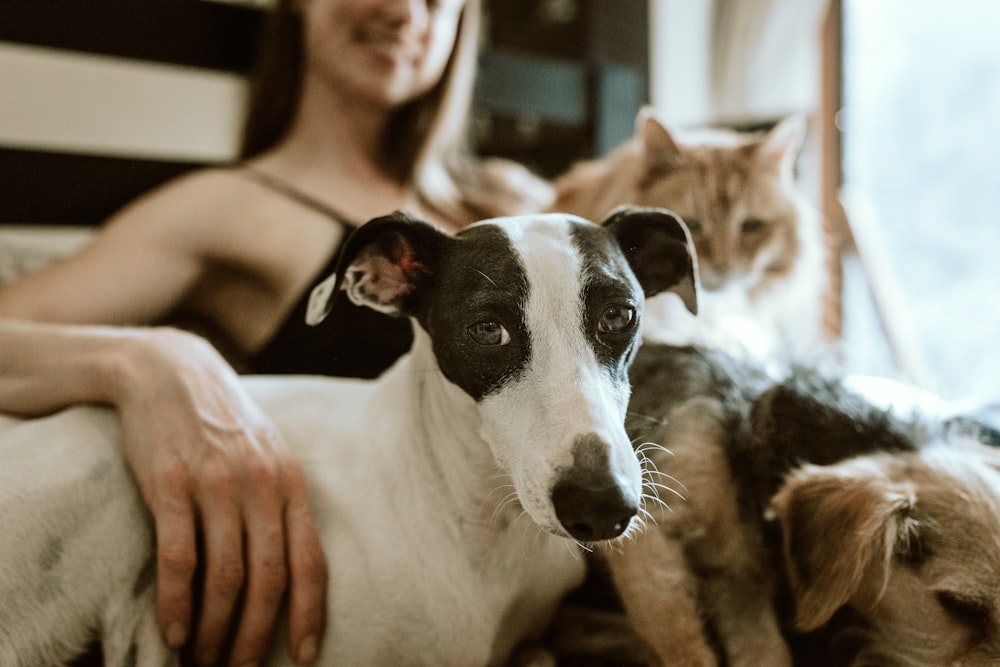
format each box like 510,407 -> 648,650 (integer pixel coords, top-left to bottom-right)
496,214 -> 580,257
487,212 -> 587,262
497,214 -> 585,324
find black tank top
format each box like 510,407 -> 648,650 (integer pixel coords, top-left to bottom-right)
241,168 -> 413,378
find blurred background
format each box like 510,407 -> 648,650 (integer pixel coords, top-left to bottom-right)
840,0 -> 1000,399
0,0 -> 997,400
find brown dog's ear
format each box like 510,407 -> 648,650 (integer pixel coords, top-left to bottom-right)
770,462 -> 917,631
306,210 -> 447,325
601,205 -> 700,315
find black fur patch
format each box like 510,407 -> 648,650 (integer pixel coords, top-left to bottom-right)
571,222 -> 644,381
418,224 -> 531,402
745,367 -> 921,502
628,344 -> 924,512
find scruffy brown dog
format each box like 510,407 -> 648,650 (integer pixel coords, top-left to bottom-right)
775,440 -> 1000,666
578,342 -> 1000,667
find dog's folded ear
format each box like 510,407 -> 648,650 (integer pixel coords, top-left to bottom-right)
770,464 -> 918,632
601,206 -> 700,315
307,210 -> 447,324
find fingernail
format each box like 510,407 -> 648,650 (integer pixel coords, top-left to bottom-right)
298,635 -> 318,664
165,622 -> 186,648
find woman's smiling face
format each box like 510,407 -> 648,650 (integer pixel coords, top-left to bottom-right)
298,0 -> 467,108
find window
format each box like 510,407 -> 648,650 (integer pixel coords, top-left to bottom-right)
841,0 -> 1000,398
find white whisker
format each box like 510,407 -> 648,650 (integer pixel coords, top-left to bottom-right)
473,268 -> 499,288
645,480 -> 686,501
635,440 -> 673,458
643,493 -> 671,512
651,470 -> 688,492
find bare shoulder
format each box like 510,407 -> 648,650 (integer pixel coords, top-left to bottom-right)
101,167 -> 331,262
122,165 -> 349,282
103,167 -> 262,238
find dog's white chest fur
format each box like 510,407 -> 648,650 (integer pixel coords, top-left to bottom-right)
249,371 -> 585,665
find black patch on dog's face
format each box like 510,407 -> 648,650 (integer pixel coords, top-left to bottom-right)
571,222 -> 644,382
416,224 -> 531,402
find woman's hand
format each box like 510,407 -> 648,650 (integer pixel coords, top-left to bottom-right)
112,328 -> 328,666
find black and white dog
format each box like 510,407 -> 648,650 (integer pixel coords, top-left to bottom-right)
0,208 -> 698,666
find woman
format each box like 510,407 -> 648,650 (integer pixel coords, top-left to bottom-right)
0,0 -> 551,664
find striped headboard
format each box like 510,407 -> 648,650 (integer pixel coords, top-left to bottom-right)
0,0 -> 265,227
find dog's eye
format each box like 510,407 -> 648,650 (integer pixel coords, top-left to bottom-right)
597,304 -> 636,334
468,320 -> 510,346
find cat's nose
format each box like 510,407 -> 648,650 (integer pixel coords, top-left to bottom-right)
700,269 -> 726,291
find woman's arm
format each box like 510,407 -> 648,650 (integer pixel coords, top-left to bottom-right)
0,173 -> 226,326
0,323 -> 327,665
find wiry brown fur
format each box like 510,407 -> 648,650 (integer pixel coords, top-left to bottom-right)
581,343 -> 1000,667
607,395 -> 792,667
599,344 -> 791,667
774,445 -> 1000,666
551,108 -> 828,360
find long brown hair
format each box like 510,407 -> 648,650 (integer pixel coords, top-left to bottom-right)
239,0 -> 551,226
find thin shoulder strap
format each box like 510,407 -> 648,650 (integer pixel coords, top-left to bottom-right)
238,165 -> 358,228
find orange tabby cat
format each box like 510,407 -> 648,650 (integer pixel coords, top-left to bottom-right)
552,108 -> 828,360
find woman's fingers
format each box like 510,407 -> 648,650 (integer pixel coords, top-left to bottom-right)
153,485 -> 198,649
226,457 -> 327,667
151,443 -> 320,667
116,329 -> 328,664
227,462 -> 289,666
192,460 -> 246,666
284,467 -> 328,665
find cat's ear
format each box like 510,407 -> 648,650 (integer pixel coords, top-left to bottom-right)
635,106 -> 683,173
758,114 -> 806,173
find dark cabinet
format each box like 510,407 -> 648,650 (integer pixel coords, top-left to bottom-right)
473,0 -> 649,177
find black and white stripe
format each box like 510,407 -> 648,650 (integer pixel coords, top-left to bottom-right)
0,0 -> 264,225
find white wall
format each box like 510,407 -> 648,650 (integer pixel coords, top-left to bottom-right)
648,0 -> 715,127
648,0 -> 827,127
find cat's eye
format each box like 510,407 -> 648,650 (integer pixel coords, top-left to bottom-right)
741,218 -> 766,234
936,591 -> 990,628
468,320 -> 510,346
597,304 -> 636,334
684,219 -> 703,234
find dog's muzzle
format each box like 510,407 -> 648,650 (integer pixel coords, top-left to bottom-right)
551,435 -> 638,541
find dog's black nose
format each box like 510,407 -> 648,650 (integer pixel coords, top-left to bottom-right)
551,477 -> 637,541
